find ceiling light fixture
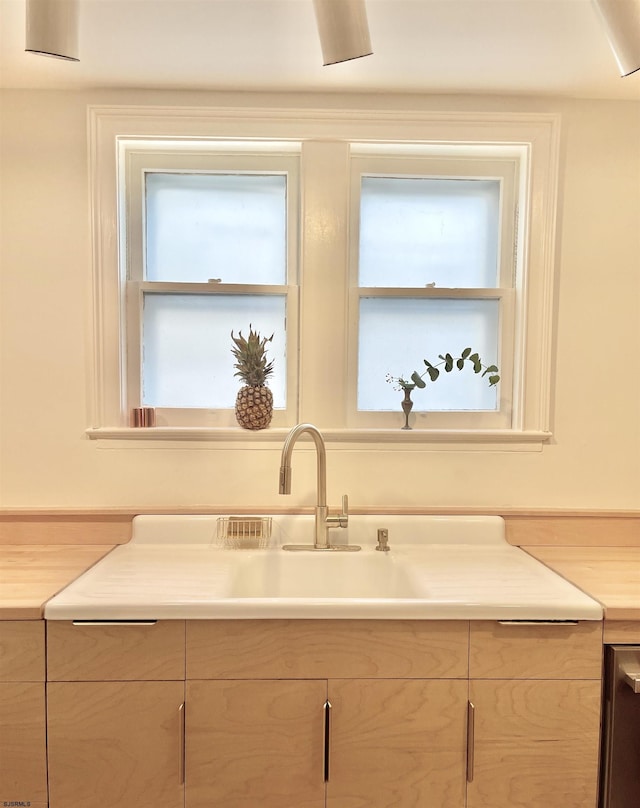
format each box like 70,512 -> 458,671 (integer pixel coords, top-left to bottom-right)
591,0 -> 640,77
25,0 -> 79,61
312,0 -> 372,66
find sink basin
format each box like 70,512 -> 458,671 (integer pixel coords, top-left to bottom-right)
42,514 -> 604,621
228,551 -> 427,599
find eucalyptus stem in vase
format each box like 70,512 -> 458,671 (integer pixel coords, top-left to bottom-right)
386,348 -> 500,430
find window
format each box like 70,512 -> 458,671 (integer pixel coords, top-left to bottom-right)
348,153 -> 518,430
88,108 -> 559,445
123,148 -> 300,428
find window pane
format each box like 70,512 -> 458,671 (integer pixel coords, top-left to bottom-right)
145,173 -> 287,284
358,297 -> 499,411
359,177 -> 500,288
142,294 -> 286,408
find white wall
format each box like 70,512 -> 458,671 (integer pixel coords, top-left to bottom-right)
1,90 -> 639,510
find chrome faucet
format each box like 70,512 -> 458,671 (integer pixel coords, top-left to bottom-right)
279,423 -> 358,551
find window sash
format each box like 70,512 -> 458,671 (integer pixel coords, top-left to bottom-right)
347,287 -> 514,429
347,153 -> 519,429
123,149 -> 300,426
126,283 -> 298,428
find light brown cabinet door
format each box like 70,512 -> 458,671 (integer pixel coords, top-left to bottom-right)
467,679 -> 601,808
0,682 -> 48,808
48,680 -> 185,808
186,679 -> 327,808
327,678 -> 468,808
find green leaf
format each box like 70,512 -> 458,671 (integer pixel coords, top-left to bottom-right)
427,367 -> 440,382
456,358 -> 465,370
461,347 -> 472,359
423,359 -> 434,369
482,364 -> 499,376
444,353 -> 454,372
411,371 -> 427,388
489,374 -> 500,386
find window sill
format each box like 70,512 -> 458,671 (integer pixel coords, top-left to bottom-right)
86,427 -> 551,451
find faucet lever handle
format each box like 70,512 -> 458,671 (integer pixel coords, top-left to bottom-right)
339,494 -> 349,528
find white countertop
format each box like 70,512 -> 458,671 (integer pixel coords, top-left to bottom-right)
44,515 -> 603,621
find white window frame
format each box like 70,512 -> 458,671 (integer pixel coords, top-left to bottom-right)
86,106 -> 560,447
123,148 -> 300,428
348,150 -> 520,430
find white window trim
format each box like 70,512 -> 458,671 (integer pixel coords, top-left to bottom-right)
86,105 -> 559,448
347,151 -> 520,431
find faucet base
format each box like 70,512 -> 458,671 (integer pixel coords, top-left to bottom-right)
282,544 -> 361,552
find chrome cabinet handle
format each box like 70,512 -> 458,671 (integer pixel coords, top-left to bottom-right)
178,702 -> 185,785
72,620 -> 158,626
466,701 -> 475,783
323,700 -> 332,782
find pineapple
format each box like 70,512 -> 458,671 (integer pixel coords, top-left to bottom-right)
231,326 -> 275,430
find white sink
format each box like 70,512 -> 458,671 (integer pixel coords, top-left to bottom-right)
229,551 -> 427,599
43,514 -> 604,621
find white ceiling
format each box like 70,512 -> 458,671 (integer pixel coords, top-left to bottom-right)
1,0 -> 639,100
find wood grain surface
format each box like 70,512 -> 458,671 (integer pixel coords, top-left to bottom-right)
187,619 -> 470,679
469,620 -> 603,679
0,545 -> 114,618
47,620 -> 186,681
524,546 -> 640,619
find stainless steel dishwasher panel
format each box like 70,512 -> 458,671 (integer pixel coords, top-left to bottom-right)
600,645 -> 640,808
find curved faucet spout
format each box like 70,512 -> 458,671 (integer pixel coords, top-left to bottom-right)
279,423 -> 326,506
279,423 -> 351,550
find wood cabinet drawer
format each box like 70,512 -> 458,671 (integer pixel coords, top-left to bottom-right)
187,619 -> 469,679
0,620 -> 45,682
47,620 -> 185,681
469,620 -> 603,679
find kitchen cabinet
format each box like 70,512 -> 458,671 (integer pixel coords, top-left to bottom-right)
42,617 -> 602,808
46,620 -> 186,808
186,679 -> 327,808
467,620 -> 602,808
186,620 -> 469,808
0,620 -> 48,808
327,678 -> 467,808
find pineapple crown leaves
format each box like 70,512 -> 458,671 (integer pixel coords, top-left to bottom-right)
230,325 -> 275,388
387,347 -> 500,391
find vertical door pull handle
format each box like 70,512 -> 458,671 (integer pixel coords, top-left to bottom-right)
178,702 -> 186,785
466,701 -> 475,783
323,699 -> 332,782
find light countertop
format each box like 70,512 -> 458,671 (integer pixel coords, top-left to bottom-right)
3,524 -> 639,622
0,545 -> 115,619
524,546 -> 640,621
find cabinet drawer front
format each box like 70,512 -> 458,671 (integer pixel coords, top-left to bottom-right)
0,620 -> 45,682
469,620 -> 602,679
47,620 -> 185,680
187,620 -> 469,679
0,681 -> 48,806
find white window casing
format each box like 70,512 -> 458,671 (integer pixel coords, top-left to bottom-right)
86,106 -> 560,448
